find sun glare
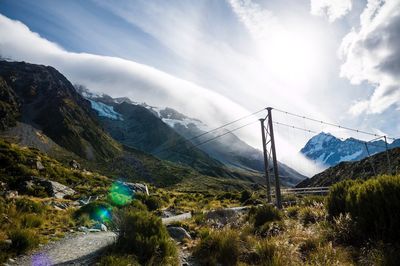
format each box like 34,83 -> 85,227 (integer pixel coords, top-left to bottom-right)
257,26 -> 323,88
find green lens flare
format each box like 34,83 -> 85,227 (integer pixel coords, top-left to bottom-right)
94,207 -> 111,222
108,182 -> 133,206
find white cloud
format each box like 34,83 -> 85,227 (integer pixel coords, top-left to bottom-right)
0,14 -> 250,128
339,0 -> 400,114
310,0 -> 353,22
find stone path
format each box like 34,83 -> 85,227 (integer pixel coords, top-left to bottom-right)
7,232 -> 116,266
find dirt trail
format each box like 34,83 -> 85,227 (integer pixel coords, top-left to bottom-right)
7,232 -> 116,266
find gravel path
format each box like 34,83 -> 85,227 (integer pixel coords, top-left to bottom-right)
7,232 -> 117,266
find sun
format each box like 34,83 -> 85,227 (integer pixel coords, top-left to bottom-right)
257,24 -> 324,88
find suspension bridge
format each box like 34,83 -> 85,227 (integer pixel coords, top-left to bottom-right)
154,106 -> 398,209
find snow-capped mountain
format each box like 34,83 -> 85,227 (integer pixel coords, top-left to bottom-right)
75,87 -> 307,186
301,132 -> 400,167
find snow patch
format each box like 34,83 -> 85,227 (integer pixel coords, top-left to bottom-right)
339,150 -> 363,162
162,118 -> 209,131
89,100 -> 123,120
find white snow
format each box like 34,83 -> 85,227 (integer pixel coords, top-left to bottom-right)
339,150 -> 363,162
162,118 -> 209,131
88,100 -> 123,120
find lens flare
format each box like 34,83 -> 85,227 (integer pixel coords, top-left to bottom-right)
32,253 -> 51,266
108,181 -> 133,206
93,207 -> 111,223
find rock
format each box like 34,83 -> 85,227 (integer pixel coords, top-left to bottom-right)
36,160 -> 45,170
18,177 -> 76,199
78,226 -> 89,233
88,229 -> 101,233
167,226 -> 191,242
93,223 -> 107,232
69,160 -> 81,170
4,190 -> 18,199
123,182 -> 149,195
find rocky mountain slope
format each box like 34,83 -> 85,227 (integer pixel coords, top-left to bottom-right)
301,132 -> 400,167
0,61 -> 121,161
296,147 -> 400,187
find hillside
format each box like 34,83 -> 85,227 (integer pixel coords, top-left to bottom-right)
296,147 -> 400,187
0,61 -> 121,161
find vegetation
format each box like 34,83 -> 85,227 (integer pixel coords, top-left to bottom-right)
327,175 -> 400,242
114,209 -> 178,265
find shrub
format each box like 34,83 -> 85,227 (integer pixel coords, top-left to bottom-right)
240,190 -> 252,203
15,198 -> 43,214
327,175 -> 400,242
99,255 -> 139,266
299,207 -> 318,225
249,205 -> 282,228
286,206 -> 300,219
74,201 -> 112,223
193,228 -> 240,266
136,194 -> 163,211
255,239 -> 282,265
116,210 -> 178,265
326,179 -> 359,218
20,214 -> 43,228
9,229 -> 39,254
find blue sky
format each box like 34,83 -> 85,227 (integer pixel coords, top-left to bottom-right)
0,0 -> 399,174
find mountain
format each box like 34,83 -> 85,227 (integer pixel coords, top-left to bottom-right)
296,147 -> 400,188
300,132 -> 400,167
74,90 -> 234,179
78,88 -> 306,187
0,61 -> 121,161
0,61 -> 243,188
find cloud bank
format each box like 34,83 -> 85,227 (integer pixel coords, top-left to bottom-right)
0,13 -> 249,127
340,0 -> 400,114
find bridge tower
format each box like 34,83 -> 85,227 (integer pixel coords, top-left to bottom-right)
259,107 -> 282,209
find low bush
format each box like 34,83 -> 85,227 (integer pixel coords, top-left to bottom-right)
299,207 -> 318,225
116,210 -> 178,265
249,205 -> 282,228
99,255 -> 139,266
326,179 -> 359,218
74,201 -> 113,223
15,198 -> 43,214
327,175 -> 400,242
193,228 -> 240,266
8,229 -> 39,254
254,239 -> 282,265
240,190 -> 252,203
285,206 -> 300,219
136,194 -> 163,211
20,214 -> 43,228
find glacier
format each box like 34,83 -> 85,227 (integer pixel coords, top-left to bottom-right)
88,100 -> 123,120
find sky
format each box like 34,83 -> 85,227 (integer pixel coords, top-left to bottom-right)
0,0 -> 399,176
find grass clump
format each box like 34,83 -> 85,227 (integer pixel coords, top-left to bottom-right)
327,175 -> 400,242
116,209 -> 178,265
249,205 -> 282,228
8,229 -> 39,254
193,228 -> 240,266
99,255 -> 140,266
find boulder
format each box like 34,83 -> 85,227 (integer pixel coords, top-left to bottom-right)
123,182 -> 149,195
92,223 -> 108,232
69,160 -> 81,170
36,160 -> 45,170
18,177 -> 76,199
167,226 -> 191,242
